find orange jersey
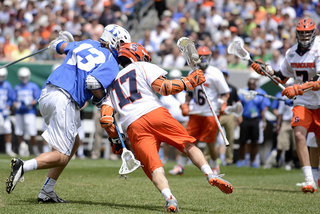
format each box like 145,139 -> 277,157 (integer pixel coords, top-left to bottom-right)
127,107 -> 196,180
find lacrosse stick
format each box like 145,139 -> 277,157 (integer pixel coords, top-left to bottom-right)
189,102 -> 243,117
177,37 -> 229,146
0,47 -> 48,70
239,89 -> 287,101
228,41 -> 287,90
114,120 -> 141,178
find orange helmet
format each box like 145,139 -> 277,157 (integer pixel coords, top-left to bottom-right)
118,43 -> 152,67
296,19 -> 316,48
197,46 -> 211,70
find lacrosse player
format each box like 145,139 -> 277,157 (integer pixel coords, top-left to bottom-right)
169,46 -> 230,176
0,68 -> 16,157
6,24 -> 131,202
13,67 -> 41,157
251,18 -> 320,193
100,43 -> 233,212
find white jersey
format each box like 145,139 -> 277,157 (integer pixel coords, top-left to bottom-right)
189,66 -> 230,116
104,62 -> 167,131
280,37 -> 320,108
160,92 -> 189,123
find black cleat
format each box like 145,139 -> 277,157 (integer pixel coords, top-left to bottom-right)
6,158 -> 24,194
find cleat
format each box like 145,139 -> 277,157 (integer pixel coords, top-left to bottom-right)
6,158 -> 24,194
6,150 -> 17,157
302,179 -> 317,193
165,196 -> 179,212
212,166 -> 220,175
38,190 -> 69,203
207,173 -> 233,194
19,141 -> 30,158
168,165 -> 184,176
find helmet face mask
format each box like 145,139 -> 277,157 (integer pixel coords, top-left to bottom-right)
296,19 -> 316,48
197,46 -> 212,70
118,43 -> 152,67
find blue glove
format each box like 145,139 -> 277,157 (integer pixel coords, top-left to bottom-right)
284,99 -> 293,106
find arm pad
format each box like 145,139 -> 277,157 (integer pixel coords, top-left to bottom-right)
86,75 -> 102,90
151,76 -> 185,95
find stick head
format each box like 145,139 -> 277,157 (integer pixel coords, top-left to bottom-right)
239,89 -> 257,101
177,37 -> 201,70
119,148 -> 141,175
227,40 -> 251,61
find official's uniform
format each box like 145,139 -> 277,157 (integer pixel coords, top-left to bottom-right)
0,81 -> 13,134
39,40 -> 119,156
187,66 -> 230,143
280,37 -> 320,138
104,62 -> 196,180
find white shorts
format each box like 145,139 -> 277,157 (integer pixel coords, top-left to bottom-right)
39,85 -> 81,156
307,132 -> 317,148
14,113 -> 37,136
0,117 -> 12,134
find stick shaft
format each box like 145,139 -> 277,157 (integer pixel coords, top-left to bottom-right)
114,120 -> 126,149
0,47 -> 49,70
256,93 -> 286,101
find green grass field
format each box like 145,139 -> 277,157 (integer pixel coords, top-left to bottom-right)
0,154 -> 319,214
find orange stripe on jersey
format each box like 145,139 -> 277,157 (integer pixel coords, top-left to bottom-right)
151,76 -> 185,96
139,63 -> 148,80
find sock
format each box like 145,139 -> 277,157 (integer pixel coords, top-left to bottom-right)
177,156 -> 188,169
33,145 -> 40,155
23,159 -> 37,172
201,164 -> 212,175
209,159 -> 218,169
42,177 -> 57,193
312,167 -> 319,183
77,145 -> 84,156
220,153 -> 226,163
5,142 -> 12,152
302,166 -> 313,181
161,188 -> 174,200
42,145 -> 49,153
255,153 -> 260,163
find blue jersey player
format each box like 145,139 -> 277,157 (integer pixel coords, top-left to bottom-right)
6,25 -> 131,203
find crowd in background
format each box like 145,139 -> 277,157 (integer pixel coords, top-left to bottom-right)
1,0 -> 320,71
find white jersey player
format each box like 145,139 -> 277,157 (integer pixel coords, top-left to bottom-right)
251,18 -> 320,193
99,42 -> 233,212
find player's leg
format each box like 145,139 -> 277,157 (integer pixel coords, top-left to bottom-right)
221,114 -> 235,165
15,114 -> 29,157
2,118 -> 16,157
25,113 -> 41,156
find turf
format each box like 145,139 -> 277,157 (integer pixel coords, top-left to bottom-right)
0,154 -> 319,213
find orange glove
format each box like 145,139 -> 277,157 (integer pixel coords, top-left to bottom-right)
100,105 -> 118,138
251,60 -> 273,76
180,103 -> 189,116
219,102 -> 227,115
181,69 -> 206,91
301,81 -> 320,91
281,83 -> 303,98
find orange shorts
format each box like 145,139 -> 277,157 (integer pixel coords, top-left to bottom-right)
291,106 -> 320,139
127,107 -> 196,180
187,114 -> 219,143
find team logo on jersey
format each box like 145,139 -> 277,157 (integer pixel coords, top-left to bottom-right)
294,116 -> 300,123
203,83 -> 209,87
290,62 -> 315,68
289,54 -> 295,58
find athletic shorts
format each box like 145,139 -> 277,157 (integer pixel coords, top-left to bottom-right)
186,114 -> 218,143
239,117 -> 259,144
39,85 -> 81,156
291,106 -> 320,139
277,121 -> 295,151
0,117 -> 12,134
127,107 -> 196,180
14,113 -> 37,136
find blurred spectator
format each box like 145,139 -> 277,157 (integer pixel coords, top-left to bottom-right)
31,39 -> 54,61
243,13 -> 256,36
282,0 -> 296,20
150,23 -> 170,52
260,11 -> 278,34
235,19 -> 248,39
206,5 -> 223,33
209,46 -> 228,70
137,29 -> 157,52
0,1 -> 12,24
272,4 -> 284,24
197,17 -> 211,42
296,0 -> 315,18
155,0 -> 168,20
115,0 -> 138,20
161,45 -> 186,69
99,0 -> 117,28
230,26 -> 244,46
265,0 -> 276,15
109,0 -> 123,20
228,7 -> 240,27
161,10 -> 178,34
216,30 -> 231,56
249,27 -> 264,57
177,17 -> 192,37
3,34 -> 17,57
172,2 -> 185,24
26,9 -> 40,33
10,39 -> 32,62
310,2 -> 320,26
39,22 -> 51,40
0,43 -> 6,60
267,49 -> 283,71
83,15 -> 104,41
190,1 -> 206,22
2,10 -> 17,37
24,1 -> 35,24
211,19 -> 229,44
184,11 -> 199,33
79,1 -> 92,20
65,13 -> 82,35
253,0 -> 267,25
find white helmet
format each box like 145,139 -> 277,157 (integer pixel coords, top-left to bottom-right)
168,69 -> 182,79
105,24 -> 131,44
0,68 -> 8,82
100,28 -> 118,51
18,67 -> 31,84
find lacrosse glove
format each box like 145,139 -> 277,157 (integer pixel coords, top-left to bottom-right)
100,105 -> 118,138
180,103 -> 189,116
49,31 -> 74,54
251,60 -> 273,76
108,134 -> 126,155
281,83 -> 303,99
181,69 -> 206,91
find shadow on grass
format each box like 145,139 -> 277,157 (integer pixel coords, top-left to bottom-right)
237,187 -> 301,193
20,198 -> 212,213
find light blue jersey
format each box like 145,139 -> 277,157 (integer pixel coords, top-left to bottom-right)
46,40 -> 119,108
0,81 -> 14,112
14,82 -> 40,115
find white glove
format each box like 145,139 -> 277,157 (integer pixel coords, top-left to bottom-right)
49,31 -> 74,54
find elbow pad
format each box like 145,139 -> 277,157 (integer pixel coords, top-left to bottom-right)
151,76 -> 185,96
